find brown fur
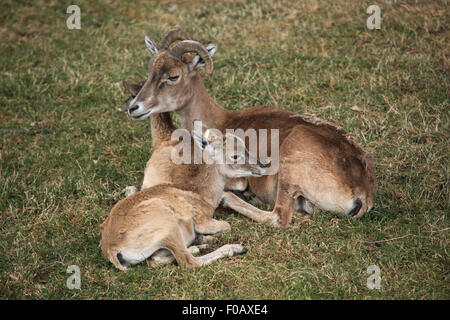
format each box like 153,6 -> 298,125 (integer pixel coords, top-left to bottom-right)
125,32 -> 375,226
100,103 -> 267,269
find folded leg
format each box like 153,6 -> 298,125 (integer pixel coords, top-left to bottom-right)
222,192 -> 279,225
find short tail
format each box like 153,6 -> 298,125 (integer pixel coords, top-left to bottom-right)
347,198 -> 363,217
347,193 -> 374,218
108,250 -> 129,271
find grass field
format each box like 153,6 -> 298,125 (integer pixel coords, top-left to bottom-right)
0,0 -> 448,299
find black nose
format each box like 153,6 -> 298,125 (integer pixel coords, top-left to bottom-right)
128,105 -> 139,114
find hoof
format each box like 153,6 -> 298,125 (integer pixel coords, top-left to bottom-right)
223,244 -> 247,256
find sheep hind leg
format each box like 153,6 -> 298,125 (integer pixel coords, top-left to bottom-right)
156,230 -> 200,267
151,242 -> 246,267
272,182 -> 297,227
149,245 -> 207,267
194,234 -> 217,245
194,218 -> 231,235
194,244 -> 247,266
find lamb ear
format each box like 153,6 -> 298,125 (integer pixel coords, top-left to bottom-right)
192,120 -> 208,150
145,35 -> 159,55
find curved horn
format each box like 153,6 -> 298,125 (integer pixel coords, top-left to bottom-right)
158,28 -> 191,50
170,40 -> 214,80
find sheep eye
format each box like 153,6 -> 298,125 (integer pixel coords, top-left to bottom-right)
168,75 -> 180,82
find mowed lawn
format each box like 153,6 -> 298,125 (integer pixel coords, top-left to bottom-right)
0,0 -> 448,299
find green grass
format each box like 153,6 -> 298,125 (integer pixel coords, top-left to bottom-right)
0,0 -> 448,299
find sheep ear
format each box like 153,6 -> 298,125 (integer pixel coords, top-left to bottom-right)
145,35 -> 159,55
123,79 -> 142,97
191,43 -> 218,69
206,43 -> 218,57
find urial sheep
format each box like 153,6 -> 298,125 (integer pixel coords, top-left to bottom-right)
124,29 -> 376,226
100,121 -> 269,270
